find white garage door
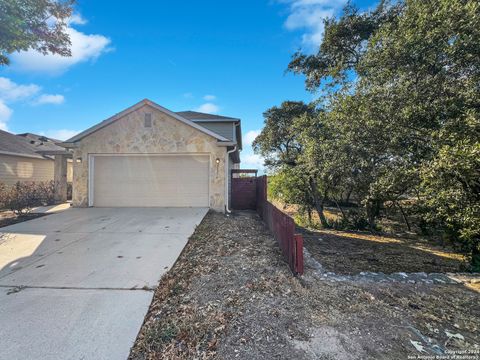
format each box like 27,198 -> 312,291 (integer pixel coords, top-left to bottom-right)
92,155 -> 210,207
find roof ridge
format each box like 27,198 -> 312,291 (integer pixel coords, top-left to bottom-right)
64,99 -> 230,143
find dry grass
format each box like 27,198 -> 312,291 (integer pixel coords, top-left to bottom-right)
130,211 -> 479,360
302,229 -> 467,274
272,201 -> 468,274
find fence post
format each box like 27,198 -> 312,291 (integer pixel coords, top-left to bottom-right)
262,175 -> 267,202
294,234 -> 304,275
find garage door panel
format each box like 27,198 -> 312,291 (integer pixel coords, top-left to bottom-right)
92,155 -> 209,207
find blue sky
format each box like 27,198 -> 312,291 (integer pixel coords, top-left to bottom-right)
0,0 -> 374,169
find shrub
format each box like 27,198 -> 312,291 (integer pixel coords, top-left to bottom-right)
0,182 -> 7,210
35,181 -> 56,205
67,182 -> 73,200
0,181 -> 56,215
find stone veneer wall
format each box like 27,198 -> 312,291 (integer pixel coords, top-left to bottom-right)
72,104 -> 227,211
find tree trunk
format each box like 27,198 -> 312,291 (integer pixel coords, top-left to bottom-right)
314,203 -> 329,228
395,201 -> 411,232
345,187 -> 353,205
309,178 -> 329,228
471,243 -> 480,271
366,200 -> 380,231
333,198 -> 349,223
307,208 -> 313,225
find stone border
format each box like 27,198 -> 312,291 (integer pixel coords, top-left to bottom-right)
303,248 -> 478,285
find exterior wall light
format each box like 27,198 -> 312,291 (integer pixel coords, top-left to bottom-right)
76,157 -> 82,163
215,158 -> 220,164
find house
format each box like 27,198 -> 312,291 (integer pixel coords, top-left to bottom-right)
61,99 -> 242,211
0,130 -> 73,186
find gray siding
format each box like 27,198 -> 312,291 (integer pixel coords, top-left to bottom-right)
197,122 -> 235,141
228,156 -> 233,207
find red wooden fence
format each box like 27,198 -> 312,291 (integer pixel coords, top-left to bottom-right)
256,175 -> 304,275
231,169 -> 257,210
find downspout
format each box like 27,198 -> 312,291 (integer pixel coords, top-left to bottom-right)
225,145 -> 237,214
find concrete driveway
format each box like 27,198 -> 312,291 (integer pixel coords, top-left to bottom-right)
0,207 -> 208,360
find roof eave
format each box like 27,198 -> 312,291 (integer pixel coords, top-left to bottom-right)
216,141 -> 237,147
61,142 -> 79,149
65,99 -> 230,143
235,122 -> 242,150
0,150 -> 49,160
191,118 -> 240,123
36,150 -> 73,158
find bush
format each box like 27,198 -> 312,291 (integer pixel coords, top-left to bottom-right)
0,182 -> 7,210
36,181 -> 56,205
67,182 -> 73,200
0,181 -> 56,215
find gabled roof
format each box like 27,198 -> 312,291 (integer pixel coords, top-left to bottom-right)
64,99 -> 230,144
0,130 -> 63,159
177,111 -> 242,150
176,111 -> 240,122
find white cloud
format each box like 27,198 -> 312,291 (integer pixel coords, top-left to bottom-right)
33,94 -> 65,105
203,94 -> 216,101
0,100 -> 13,131
195,103 -> 220,114
0,77 -> 38,130
281,0 -> 346,49
11,17 -> 111,74
243,129 -> 261,146
0,77 -> 66,129
40,129 -> 80,141
69,14 -> 87,25
0,77 -> 40,101
241,153 -> 265,170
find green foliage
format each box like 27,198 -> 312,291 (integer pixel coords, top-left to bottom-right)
258,0 -> 480,267
144,322 -> 179,346
421,140 -> 480,269
288,0 -> 403,90
269,168 -> 314,215
0,0 -> 74,65
252,101 -> 317,168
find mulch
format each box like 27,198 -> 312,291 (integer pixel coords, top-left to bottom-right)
0,212 -> 49,229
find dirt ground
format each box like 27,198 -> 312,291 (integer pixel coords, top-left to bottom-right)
273,201 -> 469,274
302,228 -> 467,274
0,211 -> 47,228
130,211 -> 479,360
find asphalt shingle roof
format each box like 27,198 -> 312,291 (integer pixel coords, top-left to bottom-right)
0,130 -> 65,158
176,111 -> 239,121
17,133 -> 66,152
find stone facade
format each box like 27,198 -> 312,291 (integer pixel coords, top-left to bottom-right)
72,104 -> 227,211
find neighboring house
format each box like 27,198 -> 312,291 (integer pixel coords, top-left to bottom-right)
62,99 -> 242,211
0,130 -> 73,186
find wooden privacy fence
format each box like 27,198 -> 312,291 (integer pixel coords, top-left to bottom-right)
256,175 -> 304,275
231,169 -> 257,210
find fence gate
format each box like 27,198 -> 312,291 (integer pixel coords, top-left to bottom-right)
231,169 -> 258,210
